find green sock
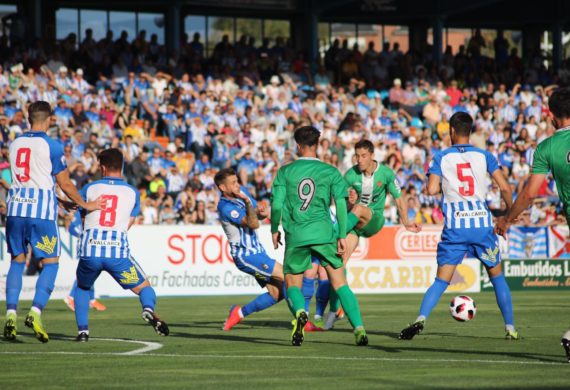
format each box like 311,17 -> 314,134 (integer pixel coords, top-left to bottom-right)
347,212 -> 359,232
329,287 -> 339,312
286,286 -> 305,315
336,285 -> 363,329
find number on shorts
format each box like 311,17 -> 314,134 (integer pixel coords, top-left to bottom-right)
99,194 -> 118,227
15,148 -> 31,183
297,178 -> 316,211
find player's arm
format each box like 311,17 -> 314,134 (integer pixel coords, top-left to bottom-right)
332,170 -> 349,254
426,174 -> 441,196
344,170 -> 358,206
128,188 -> 141,229
389,171 -> 422,232
491,169 -> 513,209
270,169 -> 286,248
56,170 -> 100,211
239,194 -> 260,229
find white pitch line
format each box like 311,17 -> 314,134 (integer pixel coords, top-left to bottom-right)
0,351 -> 564,366
94,338 -> 163,355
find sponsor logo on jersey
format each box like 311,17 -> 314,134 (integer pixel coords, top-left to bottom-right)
88,238 -> 121,247
35,235 -> 57,255
119,266 -> 140,285
11,197 -> 37,204
454,210 -> 488,218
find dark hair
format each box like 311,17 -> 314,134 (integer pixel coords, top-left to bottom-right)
214,168 -> 237,188
98,148 -> 123,171
548,88 -> 570,119
28,101 -> 52,126
355,139 -> 374,153
294,126 -> 320,147
449,112 -> 473,137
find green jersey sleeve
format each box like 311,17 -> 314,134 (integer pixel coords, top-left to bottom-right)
270,168 -> 286,233
332,168 -> 349,201
531,140 -> 550,175
386,169 -> 403,199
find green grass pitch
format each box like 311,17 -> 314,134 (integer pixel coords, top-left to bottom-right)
1,291 -> 569,389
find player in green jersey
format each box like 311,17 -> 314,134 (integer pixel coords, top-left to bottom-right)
271,126 -> 368,347
323,139 -> 422,330
344,140 -> 422,260
495,87 -> 570,363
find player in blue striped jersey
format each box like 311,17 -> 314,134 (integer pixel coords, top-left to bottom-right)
73,148 -> 169,342
399,112 -> 519,340
3,101 -> 101,343
215,168 -> 289,331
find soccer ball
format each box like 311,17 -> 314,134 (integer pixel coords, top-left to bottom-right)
449,295 -> 476,322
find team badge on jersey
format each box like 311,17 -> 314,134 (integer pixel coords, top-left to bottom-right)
119,266 -> 140,285
231,210 -> 240,219
35,235 -> 57,255
376,181 -> 383,187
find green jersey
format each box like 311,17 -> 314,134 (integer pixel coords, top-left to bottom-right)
344,161 -> 402,213
531,128 -> 570,219
271,157 -> 348,247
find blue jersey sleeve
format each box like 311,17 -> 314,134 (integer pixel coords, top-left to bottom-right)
485,151 -> 500,175
47,137 -> 67,175
219,202 -> 246,226
131,187 -> 141,217
427,153 -> 443,176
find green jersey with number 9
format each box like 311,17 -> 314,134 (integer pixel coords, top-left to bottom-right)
271,157 -> 348,247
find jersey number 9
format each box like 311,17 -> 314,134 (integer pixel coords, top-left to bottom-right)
298,178 -> 316,211
99,194 -> 118,227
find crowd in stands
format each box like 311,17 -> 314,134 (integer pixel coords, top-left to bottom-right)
0,27 -> 566,228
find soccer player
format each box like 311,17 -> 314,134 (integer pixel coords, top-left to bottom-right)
399,112 -> 519,340
271,125 -> 368,346
62,210 -> 106,312
215,168 -> 289,330
73,148 -> 168,341
324,139 -> 422,329
495,88 -> 570,361
3,101 -> 100,343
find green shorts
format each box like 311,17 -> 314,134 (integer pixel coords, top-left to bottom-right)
350,212 -> 385,238
283,243 -> 343,274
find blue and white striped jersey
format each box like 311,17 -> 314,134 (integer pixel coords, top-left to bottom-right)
428,144 -> 499,239
218,187 -> 266,259
78,177 -> 140,259
7,131 -> 67,220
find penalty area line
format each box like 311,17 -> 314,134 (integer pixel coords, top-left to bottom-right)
0,351 -> 564,366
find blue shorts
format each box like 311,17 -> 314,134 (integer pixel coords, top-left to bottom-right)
6,216 -> 60,259
233,252 -> 276,287
311,256 -> 320,265
77,256 -> 147,290
437,229 -> 501,269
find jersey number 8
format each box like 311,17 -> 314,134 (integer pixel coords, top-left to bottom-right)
297,178 -> 316,211
99,194 -> 118,227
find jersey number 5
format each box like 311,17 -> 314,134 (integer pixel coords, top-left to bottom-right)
15,148 -> 31,183
456,163 -> 475,196
99,195 -> 118,227
298,178 -> 316,211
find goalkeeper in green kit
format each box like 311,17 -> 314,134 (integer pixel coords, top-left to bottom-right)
495,88 -> 570,363
271,126 -> 368,347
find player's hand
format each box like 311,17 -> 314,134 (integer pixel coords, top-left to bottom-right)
84,196 -> 104,212
337,238 -> 346,256
234,190 -> 250,202
272,232 -> 282,249
58,198 -> 78,211
348,189 -> 358,205
494,216 -> 510,238
405,222 -> 422,233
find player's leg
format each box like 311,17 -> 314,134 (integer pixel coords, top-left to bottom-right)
74,258 -> 101,342
399,241 -> 464,340
315,243 -> 367,345
284,245 -> 312,346
348,204 -> 372,231
65,281 -> 77,311
223,254 -> 281,330
3,217 -> 28,340
302,261 -> 318,313
89,285 -> 106,311
485,263 -> 518,339
314,265 -> 329,328
562,328 -> 570,363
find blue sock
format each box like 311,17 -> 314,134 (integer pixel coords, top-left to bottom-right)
32,263 -> 59,311
6,262 -> 25,311
302,277 -> 315,312
69,281 -> 77,298
490,274 -> 514,326
89,285 -> 95,301
418,277 -> 449,319
315,280 -> 331,317
74,287 -> 90,332
241,292 -> 278,317
139,286 -> 157,311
